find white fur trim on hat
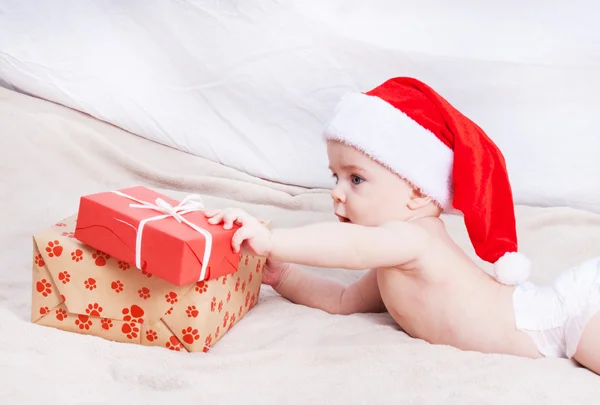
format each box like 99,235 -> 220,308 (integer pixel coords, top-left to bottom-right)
323,92 -> 454,208
493,252 -> 531,285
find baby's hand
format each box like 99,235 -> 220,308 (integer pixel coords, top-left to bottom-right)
204,208 -> 271,256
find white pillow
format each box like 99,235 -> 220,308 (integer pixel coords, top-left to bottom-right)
1,1 -> 599,213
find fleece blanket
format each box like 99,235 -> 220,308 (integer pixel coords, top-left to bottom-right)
1,86 -> 600,405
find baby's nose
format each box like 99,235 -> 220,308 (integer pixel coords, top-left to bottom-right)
331,186 -> 345,203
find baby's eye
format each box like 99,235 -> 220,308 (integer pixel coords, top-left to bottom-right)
351,175 -> 364,185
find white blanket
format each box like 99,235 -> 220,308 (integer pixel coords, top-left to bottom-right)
1,87 -> 600,404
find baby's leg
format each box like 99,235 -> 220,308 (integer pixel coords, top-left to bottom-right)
573,312 -> 600,375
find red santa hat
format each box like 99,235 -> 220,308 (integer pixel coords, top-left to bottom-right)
323,77 -> 530,285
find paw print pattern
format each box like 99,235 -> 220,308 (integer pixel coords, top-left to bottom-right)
92,250 -> 110,266
166,336 -> 184,351
120,307 -> 144,339
58,271 -> 70,284
146,330 -> 158,342
61,231 -> 75,238
85,303 -> 103,317
75,315 -> 92,330
138,287 -> 151,299
34,254 -> 45,268
121,322 -> 140,340
182,327 -> 200,344
55,222 -> 66,227
165,307 -> 174,316
195,281 -> 208,294
121,305 -> 144,339
244,256 -> 249,266
55,308 -> 67,321
203,334 -> 213,352
40,252 -> 267,350
111,280 -> 124,293
229,313 -> 237,330
71,249 -> 83,262
222,311 -> 229,328
256,259 -> 262,273
186,305 -> 199,318
140,269 -> 153,278
36,279 -> 52,297
45,240 -> 63,258
122,305 -> 145,323
165,292 -> 178,305
84,278 -> 97,290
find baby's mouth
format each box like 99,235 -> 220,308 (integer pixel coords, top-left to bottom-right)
336,214 -> 351,223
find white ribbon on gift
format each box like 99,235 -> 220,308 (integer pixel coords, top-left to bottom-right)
110,190 -> 213,282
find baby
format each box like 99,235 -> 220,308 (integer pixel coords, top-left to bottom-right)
204,77 -> 600,375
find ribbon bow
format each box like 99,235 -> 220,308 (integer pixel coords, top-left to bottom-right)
111,190 -> 213,282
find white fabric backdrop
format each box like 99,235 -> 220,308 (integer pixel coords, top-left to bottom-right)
1,0 -> 599,212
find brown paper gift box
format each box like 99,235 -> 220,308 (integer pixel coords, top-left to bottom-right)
31,214 -> 264,352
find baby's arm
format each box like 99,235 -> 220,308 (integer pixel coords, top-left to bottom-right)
203,209 -> 422,314
269,221 -> 427,270
274,266 -> 385,315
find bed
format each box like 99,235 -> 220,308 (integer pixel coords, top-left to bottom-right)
2,83 -> 600,405
2,2 -> 600,404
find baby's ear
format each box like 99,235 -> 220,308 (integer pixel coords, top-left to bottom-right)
407,188 -> 433,210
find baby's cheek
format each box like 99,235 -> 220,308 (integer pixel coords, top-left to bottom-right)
362,207 -> 384,227
372,200 -> 405,223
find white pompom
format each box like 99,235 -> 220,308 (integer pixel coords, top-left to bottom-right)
493,252 -> 531,285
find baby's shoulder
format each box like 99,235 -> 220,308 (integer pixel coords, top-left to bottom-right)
378,219 -> 425,234
381,216 -> 444,234
380,217 -> 452,254
411,216 -> 447,235
377,219 -> 432,248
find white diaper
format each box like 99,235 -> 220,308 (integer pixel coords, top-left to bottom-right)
512,256 -> 600,359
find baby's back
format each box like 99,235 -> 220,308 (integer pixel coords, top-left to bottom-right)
376,218 -> 543,358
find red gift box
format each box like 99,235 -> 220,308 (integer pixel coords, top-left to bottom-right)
74,186 -> 241,286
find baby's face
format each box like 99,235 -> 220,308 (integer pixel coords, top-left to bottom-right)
327,140 -> 416,226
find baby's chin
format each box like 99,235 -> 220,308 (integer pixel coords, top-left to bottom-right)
337,215 -> 373,226
336,210 -> 404,226
342,215 -> 407,227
